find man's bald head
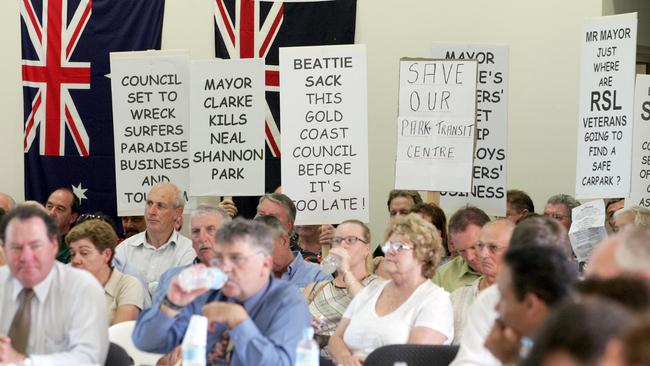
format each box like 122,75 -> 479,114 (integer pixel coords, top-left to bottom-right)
587,236 -> 623,279
0,193 -> 16,213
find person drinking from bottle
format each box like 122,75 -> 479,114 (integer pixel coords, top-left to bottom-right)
133,218 -> 311,366
303,220 -> 380,358
329,214 -> 453,366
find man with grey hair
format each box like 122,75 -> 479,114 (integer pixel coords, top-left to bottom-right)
133,219 -> 311,366
115,182 -> 195,296
613,205 -> 650,231
543,193 -> 581,232
254,215 -> 331,289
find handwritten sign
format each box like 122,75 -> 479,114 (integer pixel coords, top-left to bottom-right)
280,45 -> 369,225
395,58 -> 478,192
576,13 -> 637,199
189,58 -> 265,196
431,44 -> 509,216
110,51 -> 190,216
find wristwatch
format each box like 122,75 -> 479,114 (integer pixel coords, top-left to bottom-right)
161,294 -> 185,311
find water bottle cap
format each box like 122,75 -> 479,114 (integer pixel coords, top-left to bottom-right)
303,326 -> 314,339
184,315 -> 208,346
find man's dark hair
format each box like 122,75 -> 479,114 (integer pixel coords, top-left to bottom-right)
448,205 -> 490,234
509,216 -> 570,251
522,299 -> 630,366
258,193 -> 297,226
507,189 -> 535,214
386,190 -> 423,208
577,276 -> 650,313
51,187 -> 81,214
411,202 -> 448,255
0,204 -> 60,242
505,244 -> 576,306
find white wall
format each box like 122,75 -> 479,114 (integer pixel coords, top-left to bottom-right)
0,0 -> 607,242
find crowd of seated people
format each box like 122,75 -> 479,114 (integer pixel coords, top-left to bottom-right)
1,185 -> 650,366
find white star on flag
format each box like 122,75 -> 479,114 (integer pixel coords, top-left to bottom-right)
72,183 -> 88,204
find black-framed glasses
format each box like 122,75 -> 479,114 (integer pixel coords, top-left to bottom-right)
331,236 -> 367,246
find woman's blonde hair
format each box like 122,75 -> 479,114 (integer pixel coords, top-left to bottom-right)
384,213 -> 443,278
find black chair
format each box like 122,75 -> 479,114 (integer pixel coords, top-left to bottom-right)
105,342 -> 135,366
364,344 -> 460,366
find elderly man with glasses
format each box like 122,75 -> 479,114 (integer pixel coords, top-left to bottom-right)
133,219 -> 311,366
449,219 -> 515,344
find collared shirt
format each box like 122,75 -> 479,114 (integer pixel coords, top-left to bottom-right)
432,256 -> 482,293
0,262 -> 108,366
114,230 -> 195,296
104,269 -> 146,323
280,251 -> 332,290
450,277 -> 482,344
450,284 -> 501,366
133,275 -> 311,366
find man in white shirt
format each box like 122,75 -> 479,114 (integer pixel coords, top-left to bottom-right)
0,205 -> 108,365
114,182 -> 195,295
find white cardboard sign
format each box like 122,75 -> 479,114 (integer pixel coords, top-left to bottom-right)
576,13 -> 637,199
189,58 -> 265,196
280,44 -> 369,225
629,74 -> 650,208
395,58 -> 478,193
110,51 -> 191,216
431,44 -> 509,216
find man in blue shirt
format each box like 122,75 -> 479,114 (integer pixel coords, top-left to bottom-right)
132,219 -> 311,366
254,214 -> 331,289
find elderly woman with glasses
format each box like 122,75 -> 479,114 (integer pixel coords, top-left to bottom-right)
303,220 -> 380,357
66,219 -> 145,325
329,214 -> 453,366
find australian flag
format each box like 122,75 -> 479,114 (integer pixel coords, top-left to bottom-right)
214,0 -> 357,217
21,0 -> 164,218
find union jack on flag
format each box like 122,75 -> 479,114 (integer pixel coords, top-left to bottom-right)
22,0 -> 164,224
214,0 -> 357,216
21,0 -> 92,157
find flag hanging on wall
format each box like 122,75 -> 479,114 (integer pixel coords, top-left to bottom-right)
213,0 -> 357,217
21,0 -> 165,219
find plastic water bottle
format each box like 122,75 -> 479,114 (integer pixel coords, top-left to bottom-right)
296,326 -> 319,366
320,254 -> 341,275
178,266 -> 228,291
183,315 -> 208,366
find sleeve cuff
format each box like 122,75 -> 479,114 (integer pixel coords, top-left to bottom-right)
229,317 -> 260,345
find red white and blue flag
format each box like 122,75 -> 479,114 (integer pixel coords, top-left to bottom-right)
213,0 -> 357,216
22,0 -> 164,218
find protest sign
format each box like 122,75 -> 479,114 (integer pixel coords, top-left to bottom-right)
110,51 -> 190,216
280,45 -> 369,224
431,44 -> 509,216
189,58 -> 265,196
395,58 -> 478,193
576,13 -> 637,199
569,199 -> 607,262
629,74 -> 650,208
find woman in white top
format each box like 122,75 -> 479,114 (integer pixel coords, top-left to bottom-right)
329,214 -> 454,366
66,219 -> 145,325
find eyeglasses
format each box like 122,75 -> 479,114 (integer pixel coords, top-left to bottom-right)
210,251 -> 264,267
331,236 -> 368,246
475,241 -> 507,254
381,241 -> 412,254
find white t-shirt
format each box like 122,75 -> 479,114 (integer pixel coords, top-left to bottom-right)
342,279 -> 454,356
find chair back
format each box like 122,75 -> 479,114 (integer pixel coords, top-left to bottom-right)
364,344 -> 460,366
105,342 -> 134,366
108,320 -> 164,366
